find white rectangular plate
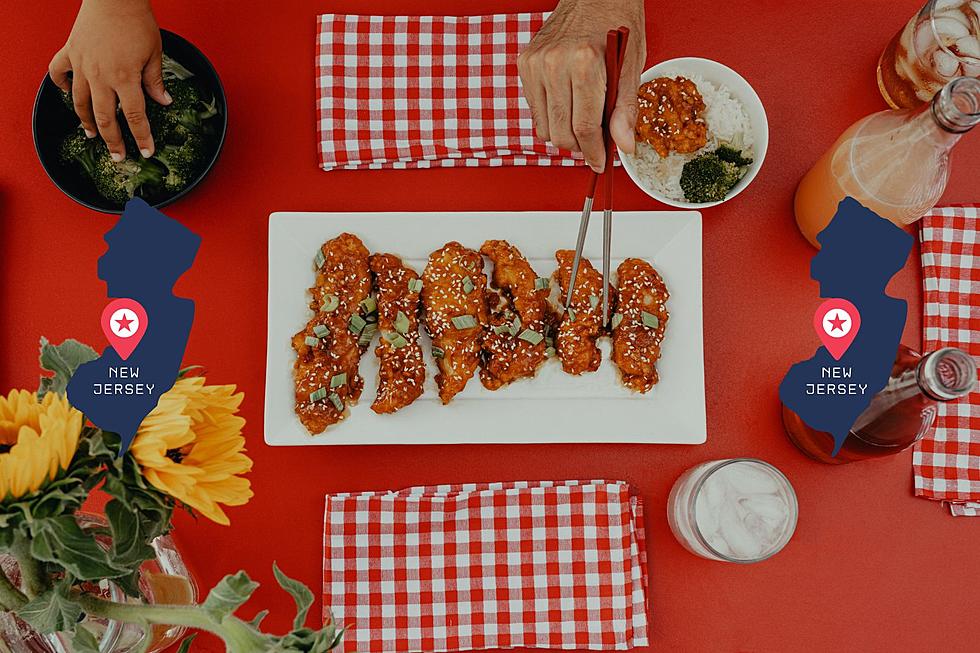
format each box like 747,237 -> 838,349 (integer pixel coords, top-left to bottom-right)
265,211 -> 705,446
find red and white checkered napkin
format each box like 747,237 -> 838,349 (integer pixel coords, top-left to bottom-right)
315,13 -> 583,170
322,481 -> 648,652
914,206 -> 980,517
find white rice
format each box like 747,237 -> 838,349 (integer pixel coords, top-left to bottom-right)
625,72 -> 754,202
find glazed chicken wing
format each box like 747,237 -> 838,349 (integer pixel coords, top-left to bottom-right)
612,258 -> 669,393
635,76 -> 708,158
422,242 -> 488,403
479,240 -> 553,390
292,233 -> 373,434
369,253 -> 426,414
554,250 -> 615,375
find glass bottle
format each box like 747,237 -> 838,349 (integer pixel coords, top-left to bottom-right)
794,76 -> 980,247
782,345 -> 978,464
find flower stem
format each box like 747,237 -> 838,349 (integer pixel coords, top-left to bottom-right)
76,594 -> 267,652
10,534 -> 47,599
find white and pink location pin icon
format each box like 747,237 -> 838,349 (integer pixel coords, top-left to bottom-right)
101,298 -> 148,360
813,298 -> 861,361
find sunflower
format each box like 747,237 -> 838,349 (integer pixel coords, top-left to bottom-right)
130,377 -> 253,525
0,390 -> 83,502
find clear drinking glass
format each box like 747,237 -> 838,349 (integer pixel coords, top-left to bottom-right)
667,459 -> 798,563
878,0 -> 980,109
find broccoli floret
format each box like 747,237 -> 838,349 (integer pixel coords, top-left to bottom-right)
60,89 -> 75,112
679,153 -> 742,203
89,147 -> 165,204
715,143 -> 753,167
61,131 -> 165,204
148,78 -> 220,143
153,134 -> 206,192
59,129 -> 98,170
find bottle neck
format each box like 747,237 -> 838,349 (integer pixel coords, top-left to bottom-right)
931,76 -> 980,135
917,347 -> 978,401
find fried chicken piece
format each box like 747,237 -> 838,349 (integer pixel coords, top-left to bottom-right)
369,253 -> 425,414
612,258 -> 669,393
554,250 -> 616,375
479,240 -> 552,390
422,242 -> 488,403
292,233 -> 372,434
635,76 -> 708,158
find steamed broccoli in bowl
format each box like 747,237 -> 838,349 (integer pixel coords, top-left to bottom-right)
59,54 -> 221,205
679,144 -> 753,204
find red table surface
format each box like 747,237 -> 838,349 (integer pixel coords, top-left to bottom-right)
1,1 -> 978,651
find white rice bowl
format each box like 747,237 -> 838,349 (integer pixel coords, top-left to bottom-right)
619,58 -> 769,208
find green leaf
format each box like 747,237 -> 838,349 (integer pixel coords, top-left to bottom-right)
37,337 -> 98,397
177,365 -> 206,379
15,584 -> 82,635
202,571 -> 259,620
273,562 -> 314,630
29,516 -> 126,580
106,499 -> 156,571
176,633 -> 198,653
248,609 -> 270,628
72,626 -> 102,653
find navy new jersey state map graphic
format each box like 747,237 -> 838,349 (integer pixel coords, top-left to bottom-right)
779,197 -> 913,455
67,199 -> 201,453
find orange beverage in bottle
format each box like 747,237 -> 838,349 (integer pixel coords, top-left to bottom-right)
794,76 -> 980,247
783,346 -> 977,464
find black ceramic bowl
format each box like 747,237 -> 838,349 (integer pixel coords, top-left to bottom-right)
33,29 -> 227,214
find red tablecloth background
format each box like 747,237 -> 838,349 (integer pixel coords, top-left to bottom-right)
1,1 -> 978,651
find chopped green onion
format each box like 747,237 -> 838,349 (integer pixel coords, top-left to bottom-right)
431,346 -> 445,359
348,314 -> 367,334
304,336 -> 320,348
328,392 -> 344,411
642,311 -> 660,329
330,373 -> 347,388
545,336 -> 554,348
545,346 -> 556,357
510,315 -> 522,336
566,308 -> 577,322
385,332 -> 408,349
611,312 -> 624,330
461,276 -> 475,294
313,249 -> 326,269
358,323 -> 377,347
313,324 -> 330,339
394,311 -> 410,335
320,295 -> 339,313
534,277 -> 550,291
452,315 -> 478,329
518,329 -> 543,345
408,278 -> 423,293
492,324 -> 511,336
589,295 -> 600,311
360,296 -> 377,314
309,387 -> 327,403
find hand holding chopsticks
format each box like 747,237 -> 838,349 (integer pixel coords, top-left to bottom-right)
564,27 -> 630,328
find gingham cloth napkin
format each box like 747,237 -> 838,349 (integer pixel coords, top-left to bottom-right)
315,13 -> 584,170
322,481 -> 649,652
914,206 -> 980,516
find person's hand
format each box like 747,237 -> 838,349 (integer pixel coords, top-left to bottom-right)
518,0 -> 646,172
48,0 -> 169,161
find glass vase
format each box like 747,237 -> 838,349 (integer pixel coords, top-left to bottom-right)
0,512 -> 197,653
